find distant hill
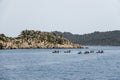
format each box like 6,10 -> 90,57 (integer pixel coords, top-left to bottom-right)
53,30 -> 120,46
0,30 -> 81,49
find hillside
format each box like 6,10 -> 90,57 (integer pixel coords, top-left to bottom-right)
0,30 -> 82,49
53,30 -> 120,46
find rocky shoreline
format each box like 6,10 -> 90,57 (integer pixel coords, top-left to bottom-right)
0,30 -> 82,49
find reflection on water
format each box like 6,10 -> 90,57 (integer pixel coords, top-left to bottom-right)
0,46 -> 120,80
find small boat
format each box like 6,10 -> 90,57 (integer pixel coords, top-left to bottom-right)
78,51 -> 82,54
96,50 -> 104,53
90,50 -> 94,53
64,50 -> 71,53
52,50 -> 60,53
84,51 -> 89,54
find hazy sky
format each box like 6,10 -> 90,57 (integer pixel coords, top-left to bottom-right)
0,0 -> 120,37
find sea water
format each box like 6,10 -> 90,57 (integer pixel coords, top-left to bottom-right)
0,46 -> 120,80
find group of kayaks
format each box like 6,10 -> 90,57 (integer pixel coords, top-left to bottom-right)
78,50 -> 104,54
52,50 -> 71,53
52,50 -> 104,54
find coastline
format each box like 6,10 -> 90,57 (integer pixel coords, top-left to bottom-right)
0,30 -> 82,50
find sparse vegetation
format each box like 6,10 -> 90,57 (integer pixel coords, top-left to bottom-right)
0,30 -> 81,49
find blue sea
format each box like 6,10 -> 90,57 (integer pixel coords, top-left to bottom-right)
0,46 -> 120,80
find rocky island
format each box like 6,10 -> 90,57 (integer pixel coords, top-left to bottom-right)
0,30 -> 82,49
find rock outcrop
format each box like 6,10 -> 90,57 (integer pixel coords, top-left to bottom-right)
0,43 -> 3,49
0,30 -> 82,49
